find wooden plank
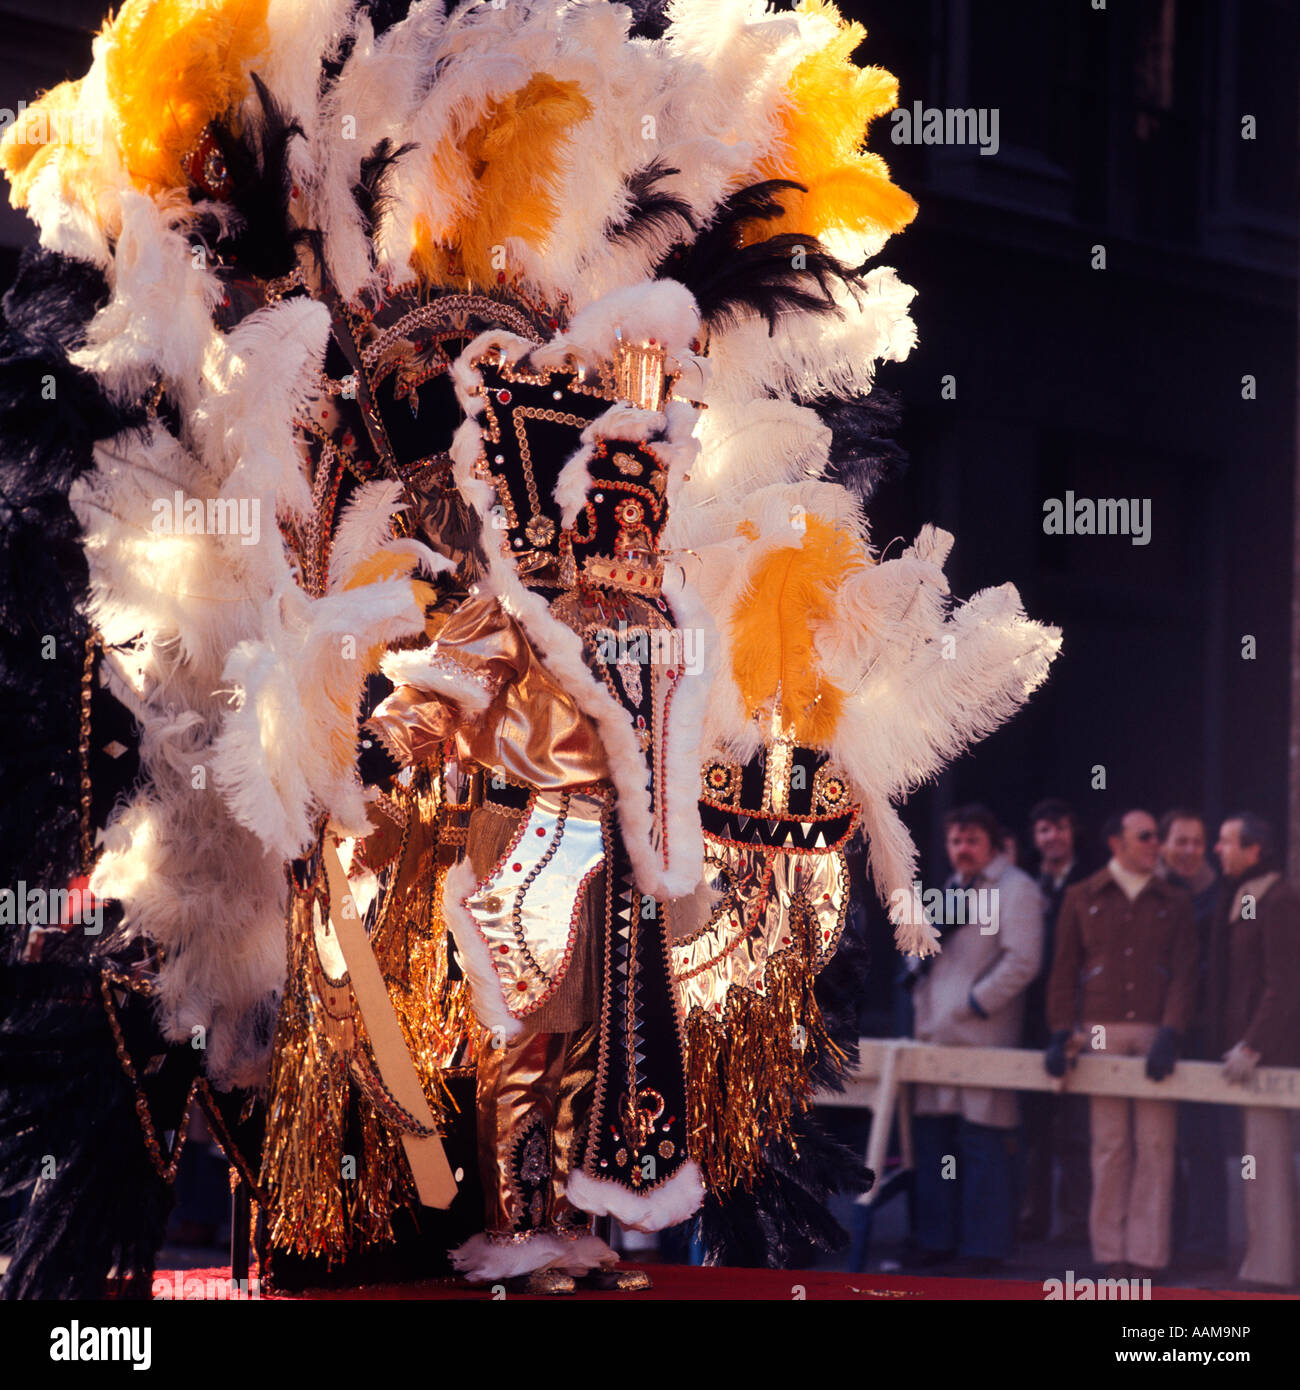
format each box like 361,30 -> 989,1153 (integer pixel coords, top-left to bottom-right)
322,840 -> 458,1208
857,1042 -> 901,1205
817,1039 -> 1300,1110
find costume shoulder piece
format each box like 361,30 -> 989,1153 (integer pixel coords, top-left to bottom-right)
0,0 -> 1059,1291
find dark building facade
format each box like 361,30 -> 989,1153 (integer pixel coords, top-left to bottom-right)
843,0 -> 1297,906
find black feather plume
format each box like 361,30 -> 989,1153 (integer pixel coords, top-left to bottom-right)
625,0 -> 671,40
0,249 -> 146,895
656,179 -> 864,334
604,158 -> 696,254
0,936 -> 197,1300
354,138 -> 418,244
191,72 -> 311,282
697,1122 -> 872,1269
808,386 -> 909,503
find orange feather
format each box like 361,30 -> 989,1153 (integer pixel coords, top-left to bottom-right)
743,0 -> 917,247
730,516 -> 868,746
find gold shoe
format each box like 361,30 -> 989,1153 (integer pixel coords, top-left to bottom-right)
506,1268 -> 577,1295
583,1267 -> 653,1292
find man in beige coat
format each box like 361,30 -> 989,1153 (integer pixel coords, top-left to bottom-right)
905,805 -> 1045,1271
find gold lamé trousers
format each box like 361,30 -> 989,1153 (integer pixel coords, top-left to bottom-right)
463,792 -> 606,1241
476,1021 -> 598,1237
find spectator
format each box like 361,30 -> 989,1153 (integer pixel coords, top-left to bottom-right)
907,804 -> 1044,1273
1158,809 -> 1218,931
1211,813 -> 1300,1290
1021,798 -> 1093,1244
1156,809 -> 1226,1270
1001,829 -> 1020,867
1045,808 -> 1197,1277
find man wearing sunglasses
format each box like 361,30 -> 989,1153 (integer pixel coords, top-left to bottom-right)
1044,809 -> 1198,1277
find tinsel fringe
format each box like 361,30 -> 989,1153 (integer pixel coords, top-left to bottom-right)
260,862 -> 354,1263
259,844 -> 419,1263
260,779 -> 477,1264
369,768 -> 482,1098
685,924 -> 845,1198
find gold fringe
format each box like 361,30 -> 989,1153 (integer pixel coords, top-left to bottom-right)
345,1008 -> 419,1248
370,764 -> 483,1097
260,860 -> 354,1262
685,906 -> 846,1196
260,773 -> 481,1264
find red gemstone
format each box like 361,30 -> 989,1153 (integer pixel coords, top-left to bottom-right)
516,981 -> 527,991
536,827 -> 546,837
498,945 -> 509,954
511,863 -> 522,872
498,389 -> 512,404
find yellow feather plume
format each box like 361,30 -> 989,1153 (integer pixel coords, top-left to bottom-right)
0,79 -> 89,210
730,516 -> 869,746
1,0 -> 270,218
105,0 -> 271,195
745,0 -> 917,248
411,73 -> 592,287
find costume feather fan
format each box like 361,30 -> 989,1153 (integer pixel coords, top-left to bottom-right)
0,0 -> 1059,1286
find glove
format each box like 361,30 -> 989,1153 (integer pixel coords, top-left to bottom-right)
1044,1029 -> 1073,1078
1145,1025 -> 1180,1081
1222,1041 -> 1261,1085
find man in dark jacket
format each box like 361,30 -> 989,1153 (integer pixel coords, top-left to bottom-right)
1212,813 -> 1300,1289
1045,809 -> 1197,1275
1020,799 -> 1092,1243
1157,809 -> 1225,1268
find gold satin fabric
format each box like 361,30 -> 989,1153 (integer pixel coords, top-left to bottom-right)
475,1021 -> 598,1234
368,594 -> 609,789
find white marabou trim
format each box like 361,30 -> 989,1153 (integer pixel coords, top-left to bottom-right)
379,646 -> 494,713
566,1160 -> 705,1233
449,1230 -> 615,1283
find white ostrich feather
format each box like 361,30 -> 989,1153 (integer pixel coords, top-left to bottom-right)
707,267 -> 919,406
192,295 -> 332,526
68,191 -> 225,412
327,478 -> 451,592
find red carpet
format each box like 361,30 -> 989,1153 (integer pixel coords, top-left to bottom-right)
151,1265 -> 1294,1301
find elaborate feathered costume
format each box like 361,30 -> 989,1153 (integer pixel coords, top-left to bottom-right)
0,0 -> 1059,1294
